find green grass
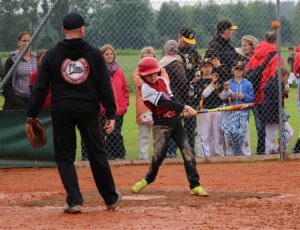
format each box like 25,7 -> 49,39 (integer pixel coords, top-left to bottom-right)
1,49 -> 299,160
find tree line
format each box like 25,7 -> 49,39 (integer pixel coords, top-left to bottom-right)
0,0 -> 299,51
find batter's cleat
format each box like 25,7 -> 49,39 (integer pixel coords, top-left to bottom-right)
64,204 -> 82,214
131,179 -> 148,193
107,191 -> 122,211
191,186 -> 209,197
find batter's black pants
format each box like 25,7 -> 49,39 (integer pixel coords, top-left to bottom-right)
51,112 -> 119,206
145,118 -> 201,189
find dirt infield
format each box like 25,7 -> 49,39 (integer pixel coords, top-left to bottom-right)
1,160 -> 300,229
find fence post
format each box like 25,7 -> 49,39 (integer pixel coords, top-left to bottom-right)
276,0 -> 284,160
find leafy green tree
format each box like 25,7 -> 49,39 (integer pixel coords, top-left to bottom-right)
291,1 -> 300,44
156,2 -> 185,42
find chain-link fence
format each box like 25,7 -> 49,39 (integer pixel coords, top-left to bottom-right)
0,0 -> 299,160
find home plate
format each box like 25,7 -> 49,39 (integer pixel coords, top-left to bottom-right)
122,195 -> 166,201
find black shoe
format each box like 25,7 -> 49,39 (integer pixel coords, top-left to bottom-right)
64,205 -> 82,214
107,191 -> 122,211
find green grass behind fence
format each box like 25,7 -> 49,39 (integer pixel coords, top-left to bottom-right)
1,49 -> 299,160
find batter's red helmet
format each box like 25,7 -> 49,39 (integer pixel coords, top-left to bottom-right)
138,57 -> 160,76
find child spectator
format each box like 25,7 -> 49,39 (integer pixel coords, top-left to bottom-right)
131,57 -> 208,197
262,68 -> 294,154
220,61 -> 254,155
193,57 -> 227,157
29,49 -> 51,109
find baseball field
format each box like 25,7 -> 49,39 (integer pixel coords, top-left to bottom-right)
1,157 -> 300,229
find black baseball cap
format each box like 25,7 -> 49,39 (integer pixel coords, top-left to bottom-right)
217,20 -> 238,34
63,12 -> 89,30
232,60 -> 246,70
179,27 -> 196,45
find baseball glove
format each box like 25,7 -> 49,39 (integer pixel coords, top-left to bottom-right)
25,118 -> 47,148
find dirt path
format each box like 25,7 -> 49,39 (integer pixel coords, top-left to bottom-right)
1,160 -> 300,229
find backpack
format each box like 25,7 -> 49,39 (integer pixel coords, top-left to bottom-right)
244,51 -> 277,93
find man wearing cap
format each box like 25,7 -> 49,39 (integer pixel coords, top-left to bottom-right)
27,12 -> 121,213
176,27 -> 201,157
207,20 -> 239,71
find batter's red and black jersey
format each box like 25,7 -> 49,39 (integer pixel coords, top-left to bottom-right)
141,77 -> 178,123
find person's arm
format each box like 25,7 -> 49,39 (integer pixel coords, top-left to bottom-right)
121,70 -> 130,108
157,96 -> 184,112
241,81 -> 254,103
133,69 -> 144,88
4,56 -> 13,76
142,81 -> 183,112
202,73 -> 218,98
27,52 -> 51,118
294,54 -> 300,77
211,57 -> 231,83
220,81 -> 232,100
0,57 -> 4,78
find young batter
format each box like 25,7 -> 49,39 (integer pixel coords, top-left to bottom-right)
131,57 -> 208,196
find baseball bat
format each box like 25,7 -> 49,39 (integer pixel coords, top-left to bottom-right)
197,103 -> 254,114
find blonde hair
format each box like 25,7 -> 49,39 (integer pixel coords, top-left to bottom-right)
99,44 -> 116,60
37,49 -> 47,61
242,35 -> 259,53
140,46 -> 156,58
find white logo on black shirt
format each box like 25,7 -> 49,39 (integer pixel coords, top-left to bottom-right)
61,58 -> 89,84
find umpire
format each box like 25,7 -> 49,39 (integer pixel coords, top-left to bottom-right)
27,13 -> 121,214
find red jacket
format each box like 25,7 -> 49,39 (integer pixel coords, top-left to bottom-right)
247,41 -> 284,104
293,44 -> 300,78
29,70 -> 51,109
100,67 -> 129,116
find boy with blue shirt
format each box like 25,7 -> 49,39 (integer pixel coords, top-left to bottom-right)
220,61 -> 254,155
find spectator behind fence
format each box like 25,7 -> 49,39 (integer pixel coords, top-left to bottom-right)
207,20 -> 239,71
193,57 -> 229,157
3,31 -> 37,110
177,27 -> 201,156
292,44 -> 300,153
235,35 -> 259,65
81,45 -> 129,160
133,46 -> 169,160
247,31 -> 284,155
287,47 -> 296,88
160,39 -> 189,158
99,44 -> 129,160
29,49 -> 51,109
261,68 -> 293,154
220,61 -> 254,156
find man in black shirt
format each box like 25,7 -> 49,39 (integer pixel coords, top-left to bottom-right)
174,27 -> 201,157
27,13 -> 121,214
207,20 -> 239,71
